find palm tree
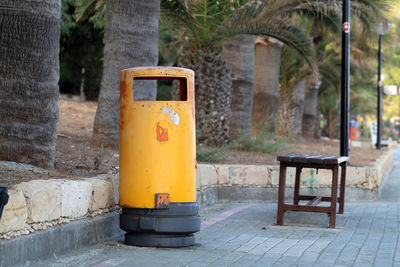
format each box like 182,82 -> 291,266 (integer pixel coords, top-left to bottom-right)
89,0 -> 160,147
161,0 -> 317,145
247,0 -> 343,136
0,0 -> 61,168
301,0 -> 385,137
253,36 -> 284,134
278,46 -> 312,135
221,35 -> 256,138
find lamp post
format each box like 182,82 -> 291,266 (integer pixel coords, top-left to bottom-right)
340,0 -> 350,157
376,21 -> 394,149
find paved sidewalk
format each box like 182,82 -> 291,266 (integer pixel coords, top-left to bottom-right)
32,201 -> 400,267
380,145 -> 400,202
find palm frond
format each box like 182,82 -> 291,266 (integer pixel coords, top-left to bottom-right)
280,46 -> 312,97
75,0 -> 105,29
160,0 -> 199,41
225,16 -> 316,70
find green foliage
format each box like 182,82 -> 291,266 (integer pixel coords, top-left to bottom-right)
195,116 -> 232,162
197,127 -> 291,163
309,0 -> 393,124
160,0 -> 347,69
61,0 -> 77,35
60,0 -> 104,100
196,144 -> 231,162
100,144 -> 104,155
231,123 -> 290,154
279,46 -> 312,100
158,25 -> 182,66
75,0 -> 106,30
156,81 -> 174,100
358,121 -> 371,139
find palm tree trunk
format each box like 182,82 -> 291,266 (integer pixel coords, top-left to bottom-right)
178,47 -> 232,146
252,37 -> 283,134
290,79 -> 306,135
0,0 -> 61,168
222,35 -> 256,138
302,77 -> 321,136
92,0 -> 160,147
277,79 -> 306,136
314,105 -> 321,138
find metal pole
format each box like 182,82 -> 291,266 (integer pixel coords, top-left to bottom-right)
377,35 -> 382,149
340,0 -> 350,157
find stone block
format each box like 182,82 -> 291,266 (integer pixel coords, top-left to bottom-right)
270,166 -> 296,187
215,164 -> 230,185
346,167 -> 367,186
14,180 -> 62,223
270,165 -> 373,189
61,180 -> 92,218
93,173 -> 119,205
197,164 -> 217,188
375,150 -> 393,186
107,172 -> 119,204
0,189 -> 27,234
304,168 -> 332,187
269,166 -> 280,187
86,178 -> 114,212
230,165 -> 247,185
244,165 -> 269,186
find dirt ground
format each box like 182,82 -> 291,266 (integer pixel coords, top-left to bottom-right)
0,98 -> 388,187
220,137 -> 386,166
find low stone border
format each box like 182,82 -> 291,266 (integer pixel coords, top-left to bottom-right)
196,148 -> 395,205
0,147 -> 395,239
0,172 -> 119,238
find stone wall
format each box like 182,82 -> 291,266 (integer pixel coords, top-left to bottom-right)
0,173 -> 118,238
196,149 -> 394,205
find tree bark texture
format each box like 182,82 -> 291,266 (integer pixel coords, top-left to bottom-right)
302,77 -> 321,136
178,47 -> 232,146
92,0 -> 160,147
0,0 -> 61,168
278,79 -> 306,136
252,37 -> 283,134
314,105 -> 321,138
222,35 -> 255,138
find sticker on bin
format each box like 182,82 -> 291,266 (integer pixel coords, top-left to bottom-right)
155,193 -> 170,209
161,106 -> 180,126
156,121 -> 169,142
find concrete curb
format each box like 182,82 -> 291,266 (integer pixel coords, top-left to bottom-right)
197,148 -> 395,205
0,211 -> 123,267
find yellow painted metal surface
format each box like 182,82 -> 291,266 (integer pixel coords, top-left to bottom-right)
119,67 -> 196,208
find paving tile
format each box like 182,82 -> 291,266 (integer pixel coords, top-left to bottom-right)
28,200 -> 400,267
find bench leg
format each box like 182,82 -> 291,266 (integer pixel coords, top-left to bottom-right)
293,167 -> 302,205
339,162 -> 347,214
277,163 -> 287,225
329,166 -> 339,228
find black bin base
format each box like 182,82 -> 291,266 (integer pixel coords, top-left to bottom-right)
120,202 -> 201,248
125,233 -> 194,247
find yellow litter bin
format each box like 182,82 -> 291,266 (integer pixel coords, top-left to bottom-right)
119,67 -> 200,247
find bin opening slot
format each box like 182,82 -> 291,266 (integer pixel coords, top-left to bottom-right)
133,77 -> 187,101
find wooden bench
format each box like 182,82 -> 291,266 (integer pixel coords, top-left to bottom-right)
276,154 -> 349,228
